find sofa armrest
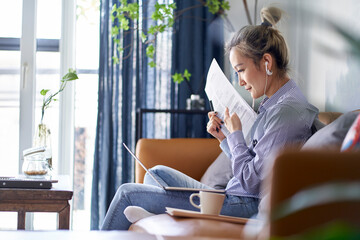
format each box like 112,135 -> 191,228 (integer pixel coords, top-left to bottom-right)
135,138 -> 221,183
268,150 -> 360,236
129,214 -> 244,238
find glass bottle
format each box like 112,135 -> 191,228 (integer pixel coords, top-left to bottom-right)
22,146 -> 49,178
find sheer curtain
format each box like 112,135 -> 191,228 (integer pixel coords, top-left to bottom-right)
91,0 -> 223,230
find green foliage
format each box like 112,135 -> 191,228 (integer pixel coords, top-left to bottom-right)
206,0 -> 230,15
40,89 -> 50,96
172,69 -> 191,84
146,44 -> 155,59
61,69 -> 78,83
110,1 -> 230,91
172,73 -> 183,84
40,69 -> 79,123
148,61 -> 156,68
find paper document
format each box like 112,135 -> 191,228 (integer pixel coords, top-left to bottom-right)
205,59 -> 257,142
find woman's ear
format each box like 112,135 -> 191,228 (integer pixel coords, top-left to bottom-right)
263,53 -> 273,72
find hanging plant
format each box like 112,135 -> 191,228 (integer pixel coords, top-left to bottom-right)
110,0 -> 230,90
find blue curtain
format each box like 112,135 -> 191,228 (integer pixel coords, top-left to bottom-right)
171,0 -> 224,138
91,0 -> 224,230
91,0 -> 138,230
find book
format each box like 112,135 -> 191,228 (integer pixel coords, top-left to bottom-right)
0,176 -> 57,189
205,59 -> 257,143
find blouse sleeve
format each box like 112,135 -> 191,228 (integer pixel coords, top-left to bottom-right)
219,138 -> 232,159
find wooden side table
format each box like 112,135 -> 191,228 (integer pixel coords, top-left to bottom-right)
0,175 -> 73,230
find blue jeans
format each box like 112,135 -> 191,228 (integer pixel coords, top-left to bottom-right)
101,165 -> 259,230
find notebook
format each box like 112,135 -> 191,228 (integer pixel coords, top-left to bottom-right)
165,207 -> 251,224
123,143 -> 225,193
0,176 -> 57,189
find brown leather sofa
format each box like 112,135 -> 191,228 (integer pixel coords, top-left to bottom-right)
129,112 -> 347,239
131,138 -> 245,239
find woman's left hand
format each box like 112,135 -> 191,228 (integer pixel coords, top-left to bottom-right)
224,107 -> 242,133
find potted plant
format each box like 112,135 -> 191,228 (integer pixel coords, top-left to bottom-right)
33,69 -> 79,170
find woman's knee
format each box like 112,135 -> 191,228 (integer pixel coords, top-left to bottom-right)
144,165 -> 169,183
148,165 -> 170,174
112,183 -> 135,202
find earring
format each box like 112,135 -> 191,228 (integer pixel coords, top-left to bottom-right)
265,62 -> 273,76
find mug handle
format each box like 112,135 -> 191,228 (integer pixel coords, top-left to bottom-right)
189,193 -> 201,209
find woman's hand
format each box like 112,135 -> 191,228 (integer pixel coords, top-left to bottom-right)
224,107 -> 242,133
207,111 -> 226,142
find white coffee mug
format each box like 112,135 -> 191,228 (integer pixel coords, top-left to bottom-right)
189,191 -> 225,215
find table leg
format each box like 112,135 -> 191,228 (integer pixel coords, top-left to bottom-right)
17,211 -> 26,230
58,204 -> 70,229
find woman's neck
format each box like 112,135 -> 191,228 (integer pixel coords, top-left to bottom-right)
265,74 -> 290,98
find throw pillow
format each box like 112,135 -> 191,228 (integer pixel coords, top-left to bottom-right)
302,111 -> 359,151
200,152 -> 233,190
341,113 -> 360,152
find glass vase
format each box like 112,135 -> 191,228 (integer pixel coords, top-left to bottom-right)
33,123 -> 53,172
186,94 -> 205,110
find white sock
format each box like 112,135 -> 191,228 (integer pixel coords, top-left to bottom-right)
123,206 -> 155,223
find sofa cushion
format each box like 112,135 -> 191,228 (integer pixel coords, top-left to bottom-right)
200,152 -> 233,190
302,111 -> 359,151
341,113 -> 360,151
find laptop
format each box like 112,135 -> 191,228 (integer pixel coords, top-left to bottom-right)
123,143 -> 225,193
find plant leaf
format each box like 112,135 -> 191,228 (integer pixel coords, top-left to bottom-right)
112,56 -> 119,64
40,89 -> 50,96
221,1 -> 230,11
183,69 -> 191,81
172,73 -> 184,84
62,72 -> 79,82
146,44 -> 155,58
148,61 -> 156,68
111,26 -> 119,36
141,32 -> 147,43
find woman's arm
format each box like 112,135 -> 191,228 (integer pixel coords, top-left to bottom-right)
228,106 -> 312,194
219,138 -> 232,159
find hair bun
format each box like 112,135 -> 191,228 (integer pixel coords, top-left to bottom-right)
260,7 -> 282,26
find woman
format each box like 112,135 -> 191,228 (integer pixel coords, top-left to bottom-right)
207,6 -> 318,199
101,6 -> 318,230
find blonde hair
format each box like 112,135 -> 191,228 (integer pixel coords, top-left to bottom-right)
225,7 -> 289,77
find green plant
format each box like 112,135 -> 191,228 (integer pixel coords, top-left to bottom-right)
110,0 -> 230,89
40,69 -> 79,123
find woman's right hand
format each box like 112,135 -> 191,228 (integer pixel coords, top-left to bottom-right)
207,111 -> 226,142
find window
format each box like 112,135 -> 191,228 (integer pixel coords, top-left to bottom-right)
0,0 -> 99,230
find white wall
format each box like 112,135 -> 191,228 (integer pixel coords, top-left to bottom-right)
225,0 -> 360,112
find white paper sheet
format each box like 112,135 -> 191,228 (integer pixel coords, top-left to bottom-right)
205,59 -> 257,143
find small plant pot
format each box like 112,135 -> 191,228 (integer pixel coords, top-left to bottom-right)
186,94 -> 205,110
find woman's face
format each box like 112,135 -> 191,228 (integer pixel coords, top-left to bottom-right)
229,48 -> 267,99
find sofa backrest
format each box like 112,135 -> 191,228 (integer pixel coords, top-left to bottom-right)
135,138 -> 221,183
134,112 -> 345,184
318,111 -> 343,125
